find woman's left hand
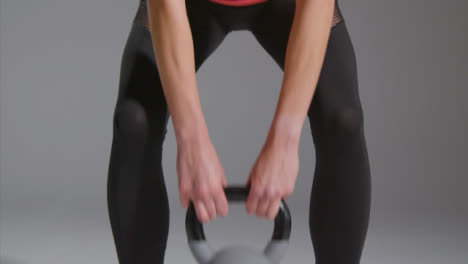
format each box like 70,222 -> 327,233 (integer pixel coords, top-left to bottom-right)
245,132 -> 300,220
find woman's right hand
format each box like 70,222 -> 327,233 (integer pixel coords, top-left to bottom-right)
176,136 -> 229,223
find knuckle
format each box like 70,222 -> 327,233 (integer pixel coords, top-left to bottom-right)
209,213 -> 216,221
268,208 -> 278,220
201,215 -> 210,223
200,215 -> 208,223
265,187 -> 278,198
181,190 -> 190,199
204,213 -> 212,222
221,206 -> 228,217
256,209 -> 264,218
267,212 -> 275,220
283,185 -> 294,196
195,210 -> 207,223
212,185 -> 224,197
180,185 -> 191,196
252,185 -> 263,197
208,206 -> 216,217
196,186 -> 209,199
180,190 -> 191,199
180,195 -> 190,206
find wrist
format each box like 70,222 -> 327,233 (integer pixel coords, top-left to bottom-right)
174,114 -> 211,148
267,114 -> 303,148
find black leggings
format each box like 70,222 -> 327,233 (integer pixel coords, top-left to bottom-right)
107,0 -> 371,263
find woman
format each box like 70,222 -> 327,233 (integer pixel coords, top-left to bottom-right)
106,0 -> 371,263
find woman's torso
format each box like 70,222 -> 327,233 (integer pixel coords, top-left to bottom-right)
134,0 -> 343,32
207,0 -> 270,6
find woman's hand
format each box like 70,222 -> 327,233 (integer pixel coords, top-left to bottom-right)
245,129 -> 300,220
177,136 -> 229,223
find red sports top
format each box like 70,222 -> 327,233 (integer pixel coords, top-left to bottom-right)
208,0 -> 270,6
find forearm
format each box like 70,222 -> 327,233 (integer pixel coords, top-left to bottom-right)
269,0 -> 335,144
147,0 -> 209,145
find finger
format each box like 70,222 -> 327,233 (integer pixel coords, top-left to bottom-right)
179,184 -> 191,209
180,193 -> 190,209
266,197 -> 281,220
222,176 -> 228,188
246,183 -> 263,215
256,195 -> 270,218
204,197 -> 217,221
246,195 -> 259,215
245,170 -> 254,188
194,199 -> 209,223
283,183 -> 295,199
245,176 -> 252,187
214,188 -> 229,217
194,183 -> 211,219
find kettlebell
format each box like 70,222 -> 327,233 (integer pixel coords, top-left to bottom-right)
185,185 -> 291,264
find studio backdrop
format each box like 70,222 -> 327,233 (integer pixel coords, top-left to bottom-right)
1,0 -> 467,263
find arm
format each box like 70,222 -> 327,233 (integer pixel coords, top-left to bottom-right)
245,0 -> 336,219
267,0 -> 335,144
147,0 -> 209,144
147,0 -> 229,223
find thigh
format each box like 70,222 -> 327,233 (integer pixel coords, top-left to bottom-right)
250,0 -> 296,68
251,0 -> 345,69
307,22 -> 363,129
115,22 -> 168,138
250,0 -> 361,125
116,0 -> 229,134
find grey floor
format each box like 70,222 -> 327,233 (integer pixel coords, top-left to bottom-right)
2,196 -> 467,264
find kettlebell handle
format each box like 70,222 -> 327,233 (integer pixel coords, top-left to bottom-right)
185,185 -> 291,264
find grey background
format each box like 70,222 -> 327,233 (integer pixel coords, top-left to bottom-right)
1,0 -> 467,263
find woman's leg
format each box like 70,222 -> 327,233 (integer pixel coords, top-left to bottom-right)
306,21 -> 371,264
106,1 -> 229,263
251,1 -> 371,263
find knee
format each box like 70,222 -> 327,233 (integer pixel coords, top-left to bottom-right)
114,99 -> 149,139
324,105 -> 364,137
